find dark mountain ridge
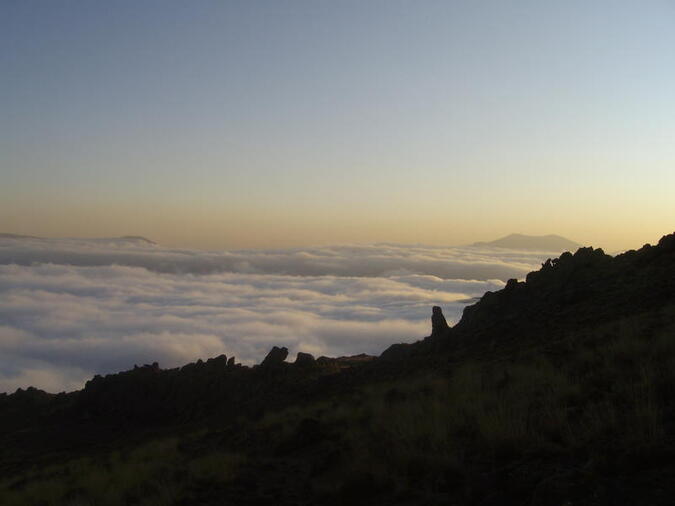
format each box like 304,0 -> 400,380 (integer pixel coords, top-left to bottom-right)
1,232 -> 674,505
383,232 -> 674,361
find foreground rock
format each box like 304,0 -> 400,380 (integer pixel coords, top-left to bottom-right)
431,306 -> 449,335
261,346 -> 289,367
295,352 -> 316,367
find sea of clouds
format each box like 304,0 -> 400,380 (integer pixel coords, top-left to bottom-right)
0,237 -> 559,393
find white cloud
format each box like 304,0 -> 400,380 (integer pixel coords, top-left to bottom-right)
0,238 -> 556,393
0,236 -> 551,279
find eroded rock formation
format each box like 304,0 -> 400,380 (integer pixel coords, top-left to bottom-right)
261,346 -> 289,367
431,306 -> 449,335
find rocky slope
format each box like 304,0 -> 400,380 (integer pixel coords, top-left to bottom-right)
1,232 -> 673,505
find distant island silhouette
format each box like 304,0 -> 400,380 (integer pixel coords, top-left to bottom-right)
2,231 -> 577,252
471,233 -> 580,251
0,232 -> 42,239
0,233 -> 157,244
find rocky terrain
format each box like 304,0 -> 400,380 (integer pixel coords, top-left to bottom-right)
0,232 -> 674,505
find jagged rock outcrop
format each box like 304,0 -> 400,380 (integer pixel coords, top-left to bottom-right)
381,307 -> 449,360
207,354 -> 227,367
261,346 -> 289,367
378,232 -> 675,363
452,234 -> 675,347
431,306 -> 449,335
295,352 -> 316,367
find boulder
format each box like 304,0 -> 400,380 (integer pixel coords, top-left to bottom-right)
208,354 -> 227,367
261,346 -> 289,367
504,278 -> 519,290
295,352 -> 316,367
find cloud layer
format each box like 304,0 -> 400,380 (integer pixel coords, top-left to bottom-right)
0,238 -> 557,393
0,236 -> 551,279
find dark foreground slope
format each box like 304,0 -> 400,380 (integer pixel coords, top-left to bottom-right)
1,233 -> 674,505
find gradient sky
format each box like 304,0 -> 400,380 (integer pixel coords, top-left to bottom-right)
2,0 -> 674,251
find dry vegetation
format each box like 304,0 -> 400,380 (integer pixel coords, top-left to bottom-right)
5,310 -> 671,505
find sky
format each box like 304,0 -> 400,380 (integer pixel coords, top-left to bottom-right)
1,0 -> 674,251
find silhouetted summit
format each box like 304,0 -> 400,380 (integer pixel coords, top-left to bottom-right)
379,233 -> 674,364
458,235 -> 674,337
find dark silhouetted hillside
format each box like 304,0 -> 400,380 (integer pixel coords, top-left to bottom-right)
1,232 -> 674,505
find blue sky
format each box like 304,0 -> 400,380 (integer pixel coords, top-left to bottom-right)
2,1 -> 674,250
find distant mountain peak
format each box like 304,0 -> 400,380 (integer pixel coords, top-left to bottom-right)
471,233 -> 580,252
0,233 -> 41,240
0,233 -> 156,245
117,236 -> 156,245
